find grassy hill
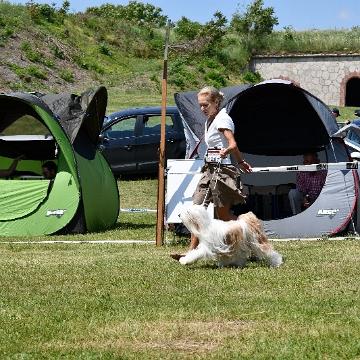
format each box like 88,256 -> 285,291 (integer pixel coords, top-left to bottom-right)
0,2 -> 246,102
1,1 -> 360,118
0,2 -> 164,95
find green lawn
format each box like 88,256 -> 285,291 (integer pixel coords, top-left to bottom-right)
1,97 -> 360,357
0,240 -> 359,358
0,178 -> 359,358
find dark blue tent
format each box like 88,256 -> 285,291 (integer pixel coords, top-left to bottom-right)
173,80 -> 358,238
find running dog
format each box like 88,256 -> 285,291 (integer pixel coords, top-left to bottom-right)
178,205 -> 283,268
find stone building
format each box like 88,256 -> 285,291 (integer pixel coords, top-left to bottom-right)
250,54 -> 360,106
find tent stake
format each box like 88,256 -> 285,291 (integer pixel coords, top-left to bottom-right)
156,22 -> 170,246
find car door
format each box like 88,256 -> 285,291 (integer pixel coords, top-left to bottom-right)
99,116 -> 138,175
136,113 -> 185,173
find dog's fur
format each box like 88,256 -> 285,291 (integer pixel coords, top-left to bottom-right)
179,205 -> 283,267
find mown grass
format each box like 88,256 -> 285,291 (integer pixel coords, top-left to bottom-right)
106,87 -> 176,114
0,131 -> 359,358
0,239 -> 359,358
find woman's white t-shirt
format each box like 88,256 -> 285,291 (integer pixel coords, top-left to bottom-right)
204,108 -> 234,164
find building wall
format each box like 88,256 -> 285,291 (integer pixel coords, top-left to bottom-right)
250,54 -> 360,106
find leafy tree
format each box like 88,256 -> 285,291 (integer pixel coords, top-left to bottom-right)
59,0 -> 70,15
26,0 -> 70,23
124,1 -> 167,27
86,1 -> 167,27
231,0 -> 278,38
201,11 -> 227,46
171,12 -> 227,54
174,17 -> 202,41
26,1 -> 57,23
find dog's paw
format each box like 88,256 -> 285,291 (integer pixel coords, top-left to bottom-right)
179,256 -> 188,265
269,251 -> 283,267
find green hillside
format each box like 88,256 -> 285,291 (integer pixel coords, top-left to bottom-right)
0,1 -> 245,98
0,2 -> 164,94
1,0 -> 360,113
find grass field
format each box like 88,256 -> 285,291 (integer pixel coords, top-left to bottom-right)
1,177 -> 360,358
0,239 -> 359,358
1,88 -> 360,357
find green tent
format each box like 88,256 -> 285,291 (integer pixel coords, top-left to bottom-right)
0,86 -> 119,236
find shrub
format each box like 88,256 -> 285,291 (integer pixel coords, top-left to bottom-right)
76,57 -> 105,75
200,58 -> 219,69
25,0 -> 69,24
21,41 -> 42,63
83,15 -> 101,31
3,27 -> 14,38
59,69 -> 74,82
26,65 -> 47,79
8,63 -> 31,82
51,45 -> 65,60
168,58 -> 198,89
242,70 -> 262,84
217,43 -> 250,71
174,17 -> 202,41
204,70 -> 227,88
42,58 -> 54,68
86,1 -> 167,27
0,26 -> 15,44
26,1 -> 57,23
99,42 -> 112,56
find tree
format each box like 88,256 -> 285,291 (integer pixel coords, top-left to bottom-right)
59,0 -> 70,15
124,1 -> 167,27
86,1 -> 167,27
171,12 -> 227,54
174,17 -> 202,41
201,11 -> 227,45
231,0 -> 278,38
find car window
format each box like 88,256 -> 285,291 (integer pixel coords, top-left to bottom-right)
143,115 -> 173,135
347,130 -> 360,145
106,117 -> 137,138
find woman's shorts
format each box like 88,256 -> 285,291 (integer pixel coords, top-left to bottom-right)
192,163 -> 246,208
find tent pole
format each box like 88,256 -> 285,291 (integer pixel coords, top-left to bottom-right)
156,21 -> 170,246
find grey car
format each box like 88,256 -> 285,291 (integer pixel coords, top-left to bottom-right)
99,106 -> 186,176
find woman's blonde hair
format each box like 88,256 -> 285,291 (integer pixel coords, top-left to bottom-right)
198,86 -> 224,106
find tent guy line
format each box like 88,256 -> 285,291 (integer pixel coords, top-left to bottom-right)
168,161 -> 359,175
0,238 -> 358,245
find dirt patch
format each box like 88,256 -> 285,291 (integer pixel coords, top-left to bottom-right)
41,319 -> 253,355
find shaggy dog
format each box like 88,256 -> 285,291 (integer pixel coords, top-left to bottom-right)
178,205 -> 283,268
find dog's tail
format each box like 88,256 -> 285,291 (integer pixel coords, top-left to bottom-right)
238,212 -> 283,267
250,242 -> 283,267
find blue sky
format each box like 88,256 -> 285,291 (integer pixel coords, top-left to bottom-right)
10,0 -> 360,30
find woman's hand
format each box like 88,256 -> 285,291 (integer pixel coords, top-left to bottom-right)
219,148 -> 228,158
237,160 -> 252,173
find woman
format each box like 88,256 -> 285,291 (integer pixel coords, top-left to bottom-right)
171,86 -> 252,260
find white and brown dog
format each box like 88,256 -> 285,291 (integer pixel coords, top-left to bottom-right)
178,205 -> 283,268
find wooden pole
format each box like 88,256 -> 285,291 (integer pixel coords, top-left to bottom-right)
156,22 -> 170,246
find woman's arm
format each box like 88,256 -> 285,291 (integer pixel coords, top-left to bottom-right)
219,129 -> 252,173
